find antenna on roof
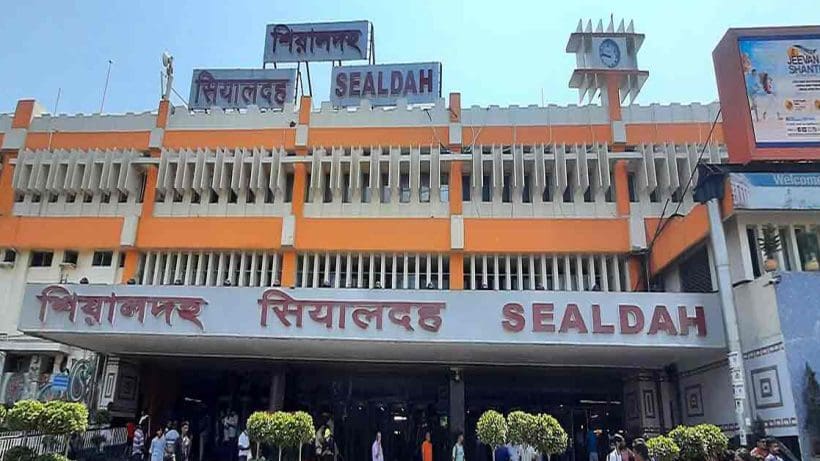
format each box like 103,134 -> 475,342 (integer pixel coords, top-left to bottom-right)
99,59 -> 113,114
47,87 -> 61,150
161,52 -> 174,101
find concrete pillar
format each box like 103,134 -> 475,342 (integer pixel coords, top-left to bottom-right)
268,367 -> 286,411
449,368 -> 465,439
623,372 -> 665,438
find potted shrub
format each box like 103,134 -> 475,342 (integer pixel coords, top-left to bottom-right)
506,411 -> 534,449
270,411 -> 297,461
758,224 -> 782,272
247,411 -> 274,460
8,400 -> 46,446
669,424 -> 728,461
525,414 -> 568,461
645,435 -> 680,461
476,410 -> 507,461
292,411 -> 315,461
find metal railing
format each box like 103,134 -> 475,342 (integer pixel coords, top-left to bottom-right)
0,427 -> 127,460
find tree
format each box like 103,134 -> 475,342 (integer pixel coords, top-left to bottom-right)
526,414 -> 568,460
477,410 -> 507,461
270,411 -> 297,461
693,424 -> 728,461
247,411 -> 275,460
292,411 -> 315,461
646,435 -> 680,461
507,411 -> 534,447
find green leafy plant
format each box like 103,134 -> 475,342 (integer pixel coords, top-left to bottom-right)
526,414 -> 568,458
758,224 -> 782,259
247,411 -> 275,457
292,411 -> 315,461
646,435 -> 680,461
42,401 -> 89,435
476,410 -> 507,461
270,411 -> 298,461
5,446 -> 37,461
90,409 -> 111,427
507,411 -> 534,447
0,405 -> 8,428
7,400 -> 46,432
669,424 -> 728,461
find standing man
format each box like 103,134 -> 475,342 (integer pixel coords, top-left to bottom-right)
238,425 -> 251,461
764,440 -> 784,461
372,431 -> 384,461
587,428 -> 599,461
132,424 -> 146,461
422,432 -> 433,461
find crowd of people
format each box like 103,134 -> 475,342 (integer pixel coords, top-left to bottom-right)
126,419 -> 195,461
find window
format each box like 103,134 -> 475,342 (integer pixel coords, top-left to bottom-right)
118,252 -> 125,268
14,192 -> 24,203
48,193 -> 59,203
795,227 -> 820,268
542,175 -> 552,202
342,173 -> 351,203
209,188 -> 219,203
361,173 -> 371,203
419,172 -> 430,203
605,186 -> 614,202
439,172 -> 449,202
649,189 -> 660,203
63,250 -> 79,265
746,226 -> 762,278
562,183 -> 573,203
461,174 -> 471,201
191,191 -> 201,204
246,189 -> 256,204
399,173 -> 411,203
92,251 -> 114,267
380,173 -> 390,203
30,251 -> 54,267
323,173 -> 332,203
778,227 -> 792,270
118,191 -> 129,203
31,192 -> 41,203
522,174 -> 532,203
2,249 -> 16,264
102,192 -> 112,204
83,193 -> 94,203
482,175 -> 492,202
284,173 -> 294,203
627,173 -> 638,202
228,190 -> 238,204
502,174 -> 511,203
265,188 -> 275,204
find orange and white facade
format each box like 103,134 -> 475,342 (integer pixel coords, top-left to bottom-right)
1,18 -> 816,454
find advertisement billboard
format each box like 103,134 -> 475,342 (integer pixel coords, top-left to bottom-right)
264,21 -> 371,64
739,36 -> 820,147
714,26 -> 820,163
189,68 -> 296,111
330,62 -> 442,107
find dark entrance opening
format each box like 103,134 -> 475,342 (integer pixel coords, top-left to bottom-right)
285,363 -> 451,461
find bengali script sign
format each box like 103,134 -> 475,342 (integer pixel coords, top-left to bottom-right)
264,21 -> 371,63
331,62 -> 442,107
189,68 -> 296,111
258,289 -> 444,332
37,285 -> 207,330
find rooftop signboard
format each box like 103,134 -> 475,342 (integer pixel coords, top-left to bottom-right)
330,62 -> 442,107
714,26 -> 820,163
189,68 -> 296,110
264,21 -> 371,64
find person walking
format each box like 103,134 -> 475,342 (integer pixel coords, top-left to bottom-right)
150,428 -> 166,461
606,435 -> 627,461
164,422 -> 180,461
132,424 -> 146,461
452,433 -> 465,461
422,432 -> 434,461
238,426 -> 251,461
180,422 -> 192,461
372,431 -> 384,461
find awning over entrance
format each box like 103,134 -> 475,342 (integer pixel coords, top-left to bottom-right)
20,284 -> 728,368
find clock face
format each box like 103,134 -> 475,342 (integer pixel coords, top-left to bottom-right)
599,38 -> 621,68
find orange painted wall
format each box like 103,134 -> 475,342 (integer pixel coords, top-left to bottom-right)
625,123 -> 725,145
309,127 -> 447,147
0,217 -> 123,249
462,125 -> 611,146
464,218 -> 630,253
26,132 -> 150,150
136,217 -> 283,250
296,218 -> 451,252
11,100 -> 37,129
163,129 -> 295,149
0,153 -> 15,216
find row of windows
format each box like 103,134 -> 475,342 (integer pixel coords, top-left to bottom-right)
296,252 -> 449,289
24,250 -> 120,268
462,254 -> 630,292
137,251 -> 283,287
746,224 -> 820,277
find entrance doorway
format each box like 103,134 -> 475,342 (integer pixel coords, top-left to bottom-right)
285,364 -> 450,461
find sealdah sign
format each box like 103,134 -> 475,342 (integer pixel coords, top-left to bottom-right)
330,62 -> 442,107
501,302 -> 707,337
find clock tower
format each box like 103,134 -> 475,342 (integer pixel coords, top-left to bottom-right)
566,17 -> 649,145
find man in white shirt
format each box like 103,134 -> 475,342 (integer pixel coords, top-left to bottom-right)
238,427 -> 251,461
607,435 -> 625,461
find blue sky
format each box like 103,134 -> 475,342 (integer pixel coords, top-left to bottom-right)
0,0 -> 814,115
